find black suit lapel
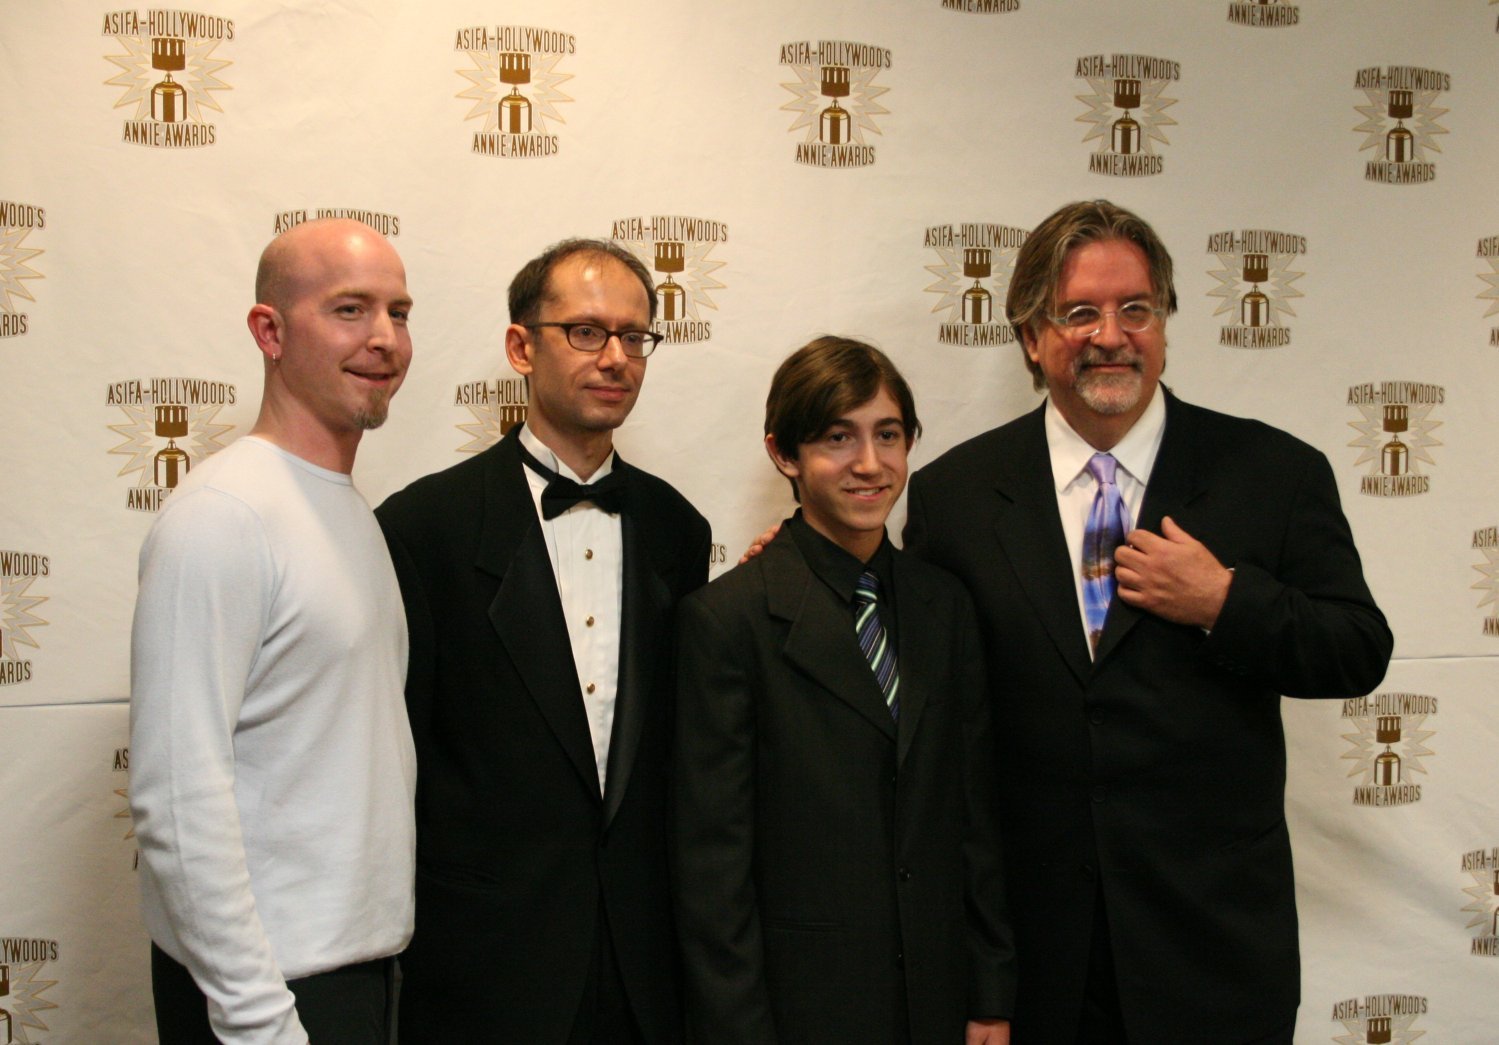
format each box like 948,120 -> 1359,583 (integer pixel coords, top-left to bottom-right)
764,535 -> 898,743
890,554 -> 935,767
1095,390 -> 1209,662
603,469 -> 673,827
478,432 -> 602,801
991,407 -> 1094,685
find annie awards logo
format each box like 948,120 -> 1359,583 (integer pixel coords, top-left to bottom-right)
102,9 -> 233,149
0,938 -> 60,1044
1346,381 -> 1443,498
1461,845 -> 1499,956
273,208 -> 401,238
0,202 -> 44,341
0,551 -> 48,689
455,376 -> 529,453
780,41 -> 891,169
1353,65 -> 1449,185
106,378 -> 236,512
1227,0 -> 1299,27
112,746 -> 139,871
611,216 -> 728,345
1471,524 -> 1499,637
941,0 -> 1019,12
1075,54 -> 1179,177
923,222 -> 1027,347
1329,994 -> 1429,1044
1338,693 -> 1435,807
1477,234 -> 1499,346
1206,229 -> 1304,349
455,25 -> 575,158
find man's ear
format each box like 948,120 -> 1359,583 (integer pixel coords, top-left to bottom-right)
764,433 -> 800,482
247,304 -> 283,363
1021,326 -> 1041,366
504,323 -> 534,377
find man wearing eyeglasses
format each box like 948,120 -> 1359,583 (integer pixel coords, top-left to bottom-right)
377,238 -> 709,1042
903,200 -> 1391,1044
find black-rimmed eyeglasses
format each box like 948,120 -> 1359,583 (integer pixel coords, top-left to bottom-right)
527,322 -> 663,358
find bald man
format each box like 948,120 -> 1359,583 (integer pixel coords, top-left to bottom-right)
129,219 -> 417,1044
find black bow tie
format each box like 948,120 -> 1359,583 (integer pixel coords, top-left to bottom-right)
518,441 -> 629,519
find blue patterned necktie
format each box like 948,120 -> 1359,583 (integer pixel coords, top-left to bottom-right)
1082,453 -> 1131,656
854,570 -> 900,720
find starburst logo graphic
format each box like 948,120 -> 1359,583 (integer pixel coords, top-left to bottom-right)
112,745 -> 139,869
455,25 -> 576,159
1352,65 -> 1449,185
0,551 -> 48,689
0,202 -> 45,340
1227,0 -> 1300,27
1470,525 -> 1499,637
923,222 -> 1027,347
1460,846 -> 1499,956
1206,229 -> 1305,349
1477,235 -> 1499,346
612,216 -> 728,345
1075,54 -> 1179,177
102,10 -> 234,149
454,377 -> 529,454
1346,381 -> 1444,498
0,940 -> 61,1044
1329,994 -> 1429,1044
780,40 -> 891,168
1339,694 -> 1436,807
106,378 -> 237,512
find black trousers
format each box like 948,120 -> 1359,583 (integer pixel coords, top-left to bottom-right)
151,943 -> 395,1044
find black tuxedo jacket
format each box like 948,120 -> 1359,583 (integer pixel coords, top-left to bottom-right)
376,427 -> 709,1042
904,391 -> 1392,1045
672,525 -> 1016,1045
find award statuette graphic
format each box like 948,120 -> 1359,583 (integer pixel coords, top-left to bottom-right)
149,37 -> 187,123
1205,230 -> 1305,349
1384,90 -> 1413,163
1493,869 -> 1499,937
499,52 -> 533,133
923,222 -> 1027,347
1110,78 -> 1141,155
1348,382 -> 1443,498
1373,715 -> 1402,786
655,242 -> 686,322
1353,65 -> 1450,185
1074,54 -> 1179,177
1366,1015 -> 1392,1045
962,248 -> 993,324
819,65 -> 851,144
107,379 -> 236,512
1240,253 -> 1270,327
0,950 -> 59,1043
779,40 -> 890,168
455,376 -> 531,453
455,24 -> 576,159
152,405 -> 191,489
1380,404 -> 1408,477
611,215 -> 729,345
104,12 -> 234,149
1338,692 -> 1435,807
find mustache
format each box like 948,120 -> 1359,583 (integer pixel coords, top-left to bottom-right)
1074,348 -> 1143,373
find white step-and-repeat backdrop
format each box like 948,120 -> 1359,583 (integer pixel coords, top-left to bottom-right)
2,1 -> 1497,1040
